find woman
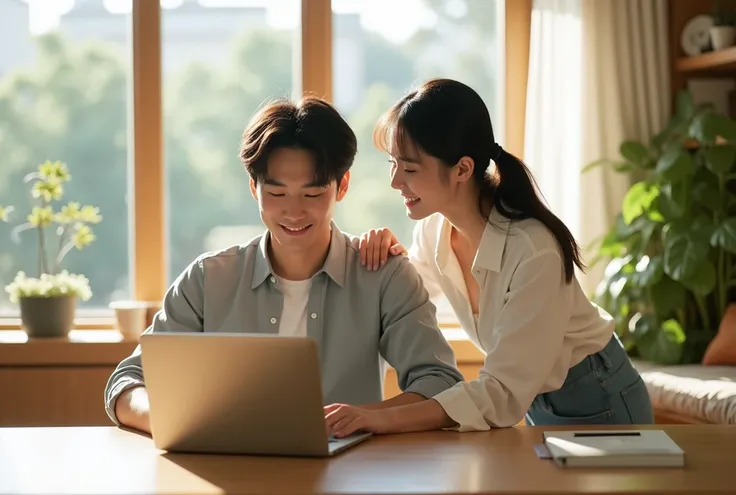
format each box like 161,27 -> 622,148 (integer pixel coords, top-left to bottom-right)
324,78 -> 654,437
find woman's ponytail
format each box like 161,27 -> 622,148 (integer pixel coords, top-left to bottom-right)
484,145 -> 585,283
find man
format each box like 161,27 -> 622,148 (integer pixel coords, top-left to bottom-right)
104,96 -> 463,434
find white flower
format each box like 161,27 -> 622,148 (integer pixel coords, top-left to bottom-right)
4,270 -> 93,303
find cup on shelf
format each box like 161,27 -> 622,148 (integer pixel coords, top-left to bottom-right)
109,300 -> 160,340
711,25 -> 736,50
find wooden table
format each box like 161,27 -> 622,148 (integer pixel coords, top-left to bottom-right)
1,425 -> 734,494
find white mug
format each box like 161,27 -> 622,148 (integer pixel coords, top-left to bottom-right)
109,301 -> 158,340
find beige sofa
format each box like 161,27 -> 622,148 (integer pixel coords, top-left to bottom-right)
634,360 -> 736,424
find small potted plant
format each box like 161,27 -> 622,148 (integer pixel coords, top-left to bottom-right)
0,160 -> 101,338
711,0 -> 736,50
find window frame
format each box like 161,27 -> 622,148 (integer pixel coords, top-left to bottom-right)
0,0 -> 530,331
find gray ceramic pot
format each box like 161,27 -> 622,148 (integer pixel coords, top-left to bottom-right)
19,295 -> 76,338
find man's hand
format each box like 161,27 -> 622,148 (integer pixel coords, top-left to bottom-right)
324,403 -> 393,438
114,385 -> 152,434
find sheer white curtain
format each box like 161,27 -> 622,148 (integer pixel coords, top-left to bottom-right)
523,0 -> 670,294
579,0 -> 670,293
523,0 -> 583,247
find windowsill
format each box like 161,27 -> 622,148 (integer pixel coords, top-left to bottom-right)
0,329 -> 126,344
0,317 -> 116,331
0,329 -> 138,366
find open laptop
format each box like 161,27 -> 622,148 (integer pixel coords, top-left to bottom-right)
139,332 -> 372,457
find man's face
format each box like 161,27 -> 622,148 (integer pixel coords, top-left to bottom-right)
250,147 -> 348,252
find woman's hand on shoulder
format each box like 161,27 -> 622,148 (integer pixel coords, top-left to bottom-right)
354,228 -> 407,271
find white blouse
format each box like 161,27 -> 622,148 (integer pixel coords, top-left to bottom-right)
408,211 -> 615,432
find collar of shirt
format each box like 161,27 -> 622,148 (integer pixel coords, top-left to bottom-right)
434,208 -> 512,278
251,221 -> 347,289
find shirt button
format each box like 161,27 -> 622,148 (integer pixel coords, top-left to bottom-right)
310,313 -> 317,319
269,276 -> 276,283
270,317 -> 277,324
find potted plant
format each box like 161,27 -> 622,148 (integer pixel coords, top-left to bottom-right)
710,0 -> 736,50
586,90 -> 736,365
0,160 -> 101,338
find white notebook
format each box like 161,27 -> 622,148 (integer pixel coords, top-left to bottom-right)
543,430 -> 685,468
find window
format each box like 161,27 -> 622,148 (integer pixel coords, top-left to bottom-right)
0,0 -> 131,314
162,0 -> 301,281
0,0 -> 518,330
330,0 -> 504,322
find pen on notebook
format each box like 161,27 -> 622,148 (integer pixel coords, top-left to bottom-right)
573,432 -> 641,437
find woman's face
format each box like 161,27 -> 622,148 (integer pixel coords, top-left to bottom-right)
388,144 -> 456,221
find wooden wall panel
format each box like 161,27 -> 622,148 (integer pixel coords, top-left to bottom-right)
0,367 -> 117,427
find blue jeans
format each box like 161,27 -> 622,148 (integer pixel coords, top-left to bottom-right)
525,334 -> 655,426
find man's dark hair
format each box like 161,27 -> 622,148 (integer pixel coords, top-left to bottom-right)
239,96 -> 358,186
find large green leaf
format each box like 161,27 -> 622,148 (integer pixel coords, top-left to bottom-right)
655,147 -> 694,183
691,216 -> 717,240
661,220 -> 691,247
611,216 -> 660,258
622,182 -> 659,225
692,180 -> 721,212
646,202 -> 666,223
594,256 -> 637,316
636,318 -> 685,365
629,314 -> 659,343
690,112 -> 736,144
620,141 -> 649,167
657,182 -> 687,220
639,222 -> 657,252
650,129 -> 669,151
635,255 -> 664,287
711,217 -> 736,253
630,215 -> 658,236
664,232 -> 710,282
650,275 -> 686,317
615,162 -> 638,173
704,145 -> 736,174
613,213 -> 634,239
581,158 -> 611,174
680,259 -> 717,295
581,159 -> 638,175
675,89 -> 694,121
594,229 -> 626,259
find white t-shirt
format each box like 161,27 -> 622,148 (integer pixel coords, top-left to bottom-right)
275,276 -> 311,337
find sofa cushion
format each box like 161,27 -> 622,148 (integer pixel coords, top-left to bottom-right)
632,360 -> 736,424
703,304 -> 736,365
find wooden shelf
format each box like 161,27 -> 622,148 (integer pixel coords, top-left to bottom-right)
677,46 -> 736,73
0,330 -> 137,366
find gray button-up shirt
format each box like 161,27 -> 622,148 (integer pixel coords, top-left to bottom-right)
104,224 -> 463,425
